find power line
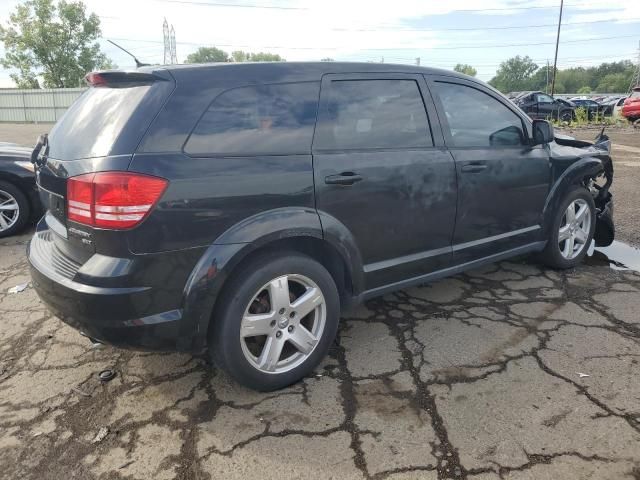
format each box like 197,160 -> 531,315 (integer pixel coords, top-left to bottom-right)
107,33 -> 639,51
98,13 -> 640,33
331,18 -> 640,33
153,0 -> 307,9
137,1 -> 627,13
380,53 -> 637,67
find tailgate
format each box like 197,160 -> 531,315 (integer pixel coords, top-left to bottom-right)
32,69 -> 175,259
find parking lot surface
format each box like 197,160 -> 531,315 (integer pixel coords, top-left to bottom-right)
1,230 -> 639,479
1,124 -> 639,479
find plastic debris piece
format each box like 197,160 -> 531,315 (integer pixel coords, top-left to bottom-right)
92,427 -> 109,444
98,369 -> 116,382
7,283 -> 28,293
71,386 -> 91,397
576,372 -> 590,378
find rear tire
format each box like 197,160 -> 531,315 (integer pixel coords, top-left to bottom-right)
0,180 -> 30,238
539,186 -> 595,269
208,251 -> 340,391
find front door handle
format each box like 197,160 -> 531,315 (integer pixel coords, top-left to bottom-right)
461,163 -> 488,173
325,172 -> 363,186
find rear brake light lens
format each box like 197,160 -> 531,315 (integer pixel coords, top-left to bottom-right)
85,72 -> 108,87
67,172 -> 168,229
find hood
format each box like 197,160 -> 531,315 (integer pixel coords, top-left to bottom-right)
550,129 -> 611,163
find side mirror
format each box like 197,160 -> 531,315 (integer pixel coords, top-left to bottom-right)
532,119 -> 554,145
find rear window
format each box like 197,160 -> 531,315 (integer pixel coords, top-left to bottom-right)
48,86 -> 151,160
184,82 -> 320,156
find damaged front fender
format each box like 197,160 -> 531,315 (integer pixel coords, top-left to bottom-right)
547,129 -> 614,247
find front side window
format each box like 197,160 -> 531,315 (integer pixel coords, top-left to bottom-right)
433,82 -> 526,148
314,79 -> 432,150
185,82 -> 319,156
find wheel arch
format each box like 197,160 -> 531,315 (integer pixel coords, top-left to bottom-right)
180,207 -> 364,351
542,157 -> 603,237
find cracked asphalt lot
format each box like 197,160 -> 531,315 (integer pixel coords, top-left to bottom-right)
1,232 -> 639,479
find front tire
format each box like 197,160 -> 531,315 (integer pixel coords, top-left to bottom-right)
0,180 -> 30,238
539,186 -> 595,269
209,251 -> 340,391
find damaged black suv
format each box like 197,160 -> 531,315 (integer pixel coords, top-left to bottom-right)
29,63 -> 614,391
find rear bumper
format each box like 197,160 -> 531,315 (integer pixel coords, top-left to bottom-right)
28,220 -> 204,352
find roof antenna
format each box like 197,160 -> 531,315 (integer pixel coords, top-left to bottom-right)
107,39 -> 150,68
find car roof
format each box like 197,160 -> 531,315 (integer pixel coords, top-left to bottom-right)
145,61 -> 472,82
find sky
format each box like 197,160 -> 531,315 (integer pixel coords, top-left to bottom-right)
0,0 -> 639,88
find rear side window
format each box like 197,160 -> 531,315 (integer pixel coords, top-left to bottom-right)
433,82 -> 526,148
536,93 -> 554,103
184,82 -> 319,156
48,86 -> 151,160
314,79 -> 432,150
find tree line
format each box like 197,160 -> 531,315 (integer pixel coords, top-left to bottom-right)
185,47 -> 284,64
486,55 -> 636,94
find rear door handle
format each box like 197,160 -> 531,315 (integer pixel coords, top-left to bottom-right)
461,163 -> 488,173
325,172 -> 363,186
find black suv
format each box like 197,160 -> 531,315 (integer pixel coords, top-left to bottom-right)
29,63 -> 614,391
514,91 -> 575,122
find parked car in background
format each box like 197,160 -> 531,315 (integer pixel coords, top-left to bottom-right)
556,98 -> 577,109
600,96 -> 627,117
569,98 -> 601,120
622,87 -> 640,122
514,91 -> 575,122
506,91 -> 527,100
0,143 -> 41,237
28,62 -> 615,391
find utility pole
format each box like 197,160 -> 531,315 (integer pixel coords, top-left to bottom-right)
550,0 -> 563,96
546,59 -> 550,94
170,24 -> 177,64
630,40 -> 640,92
163,18 -> 170,65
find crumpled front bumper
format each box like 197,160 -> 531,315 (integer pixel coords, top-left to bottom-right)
594,194 -> 614,247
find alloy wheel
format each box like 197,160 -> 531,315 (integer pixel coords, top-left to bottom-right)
239,274 -> 326,374
0,189 -> 20,232
558,198 -> 591,260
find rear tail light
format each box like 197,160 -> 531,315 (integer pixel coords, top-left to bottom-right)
67,172 -> 168,229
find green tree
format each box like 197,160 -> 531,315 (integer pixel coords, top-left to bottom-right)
185,46 -> 229,64
231,50 -> 284,62
555,67 -> 592,94
577,86 -> 592,94
596,73 -> 632,93
488,55 -> 538,93
0,0 -> 113,88
453,63 -> 477,77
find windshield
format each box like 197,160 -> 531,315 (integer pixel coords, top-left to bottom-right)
48,86 -> 151,160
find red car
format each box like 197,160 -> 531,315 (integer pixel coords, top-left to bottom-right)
622,87 -> 640,122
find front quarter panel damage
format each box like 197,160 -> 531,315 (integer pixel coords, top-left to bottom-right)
547,130 -> 614,247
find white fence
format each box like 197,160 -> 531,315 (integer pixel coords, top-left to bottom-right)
0,88 -> 86,123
